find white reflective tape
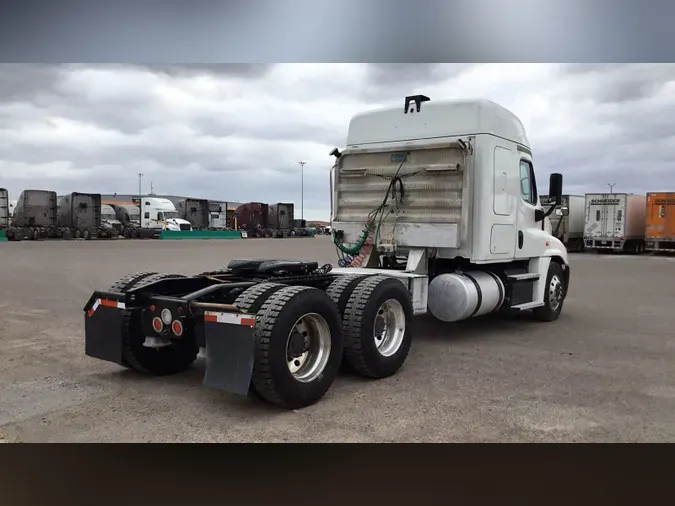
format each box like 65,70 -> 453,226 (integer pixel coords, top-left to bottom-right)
204,311 -> 256,327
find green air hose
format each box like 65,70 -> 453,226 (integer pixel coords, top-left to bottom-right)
333,219 -> 375,255
332,160 -> 406,257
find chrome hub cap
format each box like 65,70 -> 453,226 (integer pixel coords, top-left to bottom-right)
549,275 -> 564,311
373,299 -> 406,357
286,313 -> 331,383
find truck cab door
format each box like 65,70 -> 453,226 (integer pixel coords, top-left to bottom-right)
514,156 -> 547,259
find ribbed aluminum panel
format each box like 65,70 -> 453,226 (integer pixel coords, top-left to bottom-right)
335,146 -> 466,224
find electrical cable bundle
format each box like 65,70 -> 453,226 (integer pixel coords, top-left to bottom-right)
333,160 -> 407,266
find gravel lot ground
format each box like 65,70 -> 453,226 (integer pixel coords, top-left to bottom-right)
0,236 -> 674,442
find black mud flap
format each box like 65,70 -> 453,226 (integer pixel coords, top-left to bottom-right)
202,313 -> 256,396
84,298 -> 126,365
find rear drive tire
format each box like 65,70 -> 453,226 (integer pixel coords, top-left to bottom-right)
120,273 -> 198,375
532,262 -> 566,322
325,275 -> 368,373
342,276 -> 414,379
233,283 -> 288,400
108,271 -> 158,293
234,283 -> 287,314
251,286 -> 343,409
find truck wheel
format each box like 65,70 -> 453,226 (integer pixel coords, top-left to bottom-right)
251,286 -> 343,409
326,275 -> 369,372
83,229 -> 91,240
342,276 -> 413,379
108,271 -> 158,293
122,307 -> 198,376
119,273 -> 197,375
234,283 -> 287,314
233,283 -> 287,398
532,262 -> 566,322
32,228 -> 40,241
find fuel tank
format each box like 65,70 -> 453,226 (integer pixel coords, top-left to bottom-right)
427,271 -> 505,323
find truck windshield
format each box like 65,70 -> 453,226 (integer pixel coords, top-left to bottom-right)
163,211 -> 179,219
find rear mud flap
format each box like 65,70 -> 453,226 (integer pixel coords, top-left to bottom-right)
84,302 -> 126,365
203,317 -> 256,396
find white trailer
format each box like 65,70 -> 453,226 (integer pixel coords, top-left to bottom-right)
541,194 -> 585,251
83,96 -> 570,410
583,193 -> 646,253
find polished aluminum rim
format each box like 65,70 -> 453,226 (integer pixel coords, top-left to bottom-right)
549,275 -> 564,311
373,299 -> 406,357
286,313 -> 331,383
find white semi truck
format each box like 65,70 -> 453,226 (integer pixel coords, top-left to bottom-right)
83,96 -> 570,409
134,197 -> 193,233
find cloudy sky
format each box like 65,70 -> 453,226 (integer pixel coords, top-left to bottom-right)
1,63 -> 674,221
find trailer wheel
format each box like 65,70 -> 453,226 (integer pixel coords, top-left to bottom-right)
83,228 -> 91,240
31,228 -> 40,241
341,276 -> 413,379
251,286 -> 343,409
532,262 -> 566,322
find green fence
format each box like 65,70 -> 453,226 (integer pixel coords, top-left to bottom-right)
160,230 -> 245,240
0,230 -> 7,242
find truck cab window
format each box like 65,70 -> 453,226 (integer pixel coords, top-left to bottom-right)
157,212 -> 164,220
519,160 -> 537,205
144,212 -> 150,219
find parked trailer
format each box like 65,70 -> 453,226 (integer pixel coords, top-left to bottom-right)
176,198 -> 210,230
208,201 -> 230,230
233,201 -> 272,238
645,192 -> 675,253
583,193 -> 646,253
0,188 -> 8,241
57,192 -> 113,240
4,189 -> 72,241
541,194 -> 585,252
82,96 -> 570,409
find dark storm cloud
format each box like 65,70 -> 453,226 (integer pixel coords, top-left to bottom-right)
3,63 -> 675,219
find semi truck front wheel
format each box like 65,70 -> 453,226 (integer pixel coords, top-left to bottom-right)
533,262 -> 566,322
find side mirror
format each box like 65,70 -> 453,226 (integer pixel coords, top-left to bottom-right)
548,173 -> 563,206
555,206 -> 569,217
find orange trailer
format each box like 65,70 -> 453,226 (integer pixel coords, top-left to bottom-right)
645,192 -> 675,252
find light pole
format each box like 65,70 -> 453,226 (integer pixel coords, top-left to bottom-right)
298,161 -> 306,220
138,173 -> 144,196
607,183 -> 616,194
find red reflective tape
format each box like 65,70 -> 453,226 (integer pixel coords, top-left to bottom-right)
240,317 -> 256,328
204,314 -> 218,323
100,299 -> 118,308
